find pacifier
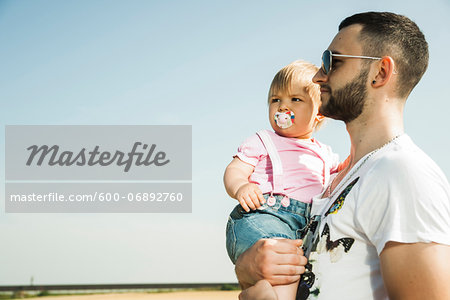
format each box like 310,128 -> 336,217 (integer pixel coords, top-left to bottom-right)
274,111 -> 295,129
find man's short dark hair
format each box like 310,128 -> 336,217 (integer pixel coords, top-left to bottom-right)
339,12 -> 428,98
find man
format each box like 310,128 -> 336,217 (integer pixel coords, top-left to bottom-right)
236,11 -> 450,299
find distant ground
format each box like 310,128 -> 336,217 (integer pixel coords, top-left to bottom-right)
33,291 -> 240,300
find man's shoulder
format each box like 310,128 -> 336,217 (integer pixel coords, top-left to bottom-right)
371,135 -> 434,172
363,134 -> 448,191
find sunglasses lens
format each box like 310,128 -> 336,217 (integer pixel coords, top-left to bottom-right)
322,50 -> 331,74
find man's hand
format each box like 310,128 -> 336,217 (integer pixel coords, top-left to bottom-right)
235,238 -> 307,289
236,183 -> 265,212
239,280 -> 278,300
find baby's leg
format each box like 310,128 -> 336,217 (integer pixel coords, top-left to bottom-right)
226,204 -> 295,264
273,280 -> 299,300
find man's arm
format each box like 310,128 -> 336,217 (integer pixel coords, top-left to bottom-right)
380,241 -> 450,300
235,238 -> 307,289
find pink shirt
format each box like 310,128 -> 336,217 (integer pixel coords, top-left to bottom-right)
235,130 -> 339,203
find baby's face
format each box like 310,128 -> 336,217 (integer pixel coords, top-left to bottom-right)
268,82 -> 320,139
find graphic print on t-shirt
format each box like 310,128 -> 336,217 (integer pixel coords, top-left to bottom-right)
326,177 -> 359,216
316,223 -> 355,263
297,177 -> 359,300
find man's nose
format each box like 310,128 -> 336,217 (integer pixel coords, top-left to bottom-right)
313,68 -> 328,84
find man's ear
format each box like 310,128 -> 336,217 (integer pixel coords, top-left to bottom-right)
372,56 -> 396,87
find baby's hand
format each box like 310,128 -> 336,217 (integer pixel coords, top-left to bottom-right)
235,183 -> 265,212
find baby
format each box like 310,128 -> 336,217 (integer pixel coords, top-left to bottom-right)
224,60 -> 341,299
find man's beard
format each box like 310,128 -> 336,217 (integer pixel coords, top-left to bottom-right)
319,68 -> 369,123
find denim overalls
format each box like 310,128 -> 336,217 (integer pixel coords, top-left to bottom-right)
226,130 -> 311,264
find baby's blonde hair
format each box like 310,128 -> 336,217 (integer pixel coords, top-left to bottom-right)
268,60 -> 325,130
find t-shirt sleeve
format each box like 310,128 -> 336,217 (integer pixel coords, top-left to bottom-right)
234,134 -> 267,167
355,153 -> 450,255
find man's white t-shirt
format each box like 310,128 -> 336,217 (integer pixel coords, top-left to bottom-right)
305,134 -> 450,299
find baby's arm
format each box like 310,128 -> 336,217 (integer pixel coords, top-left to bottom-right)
224,157 -> 266,212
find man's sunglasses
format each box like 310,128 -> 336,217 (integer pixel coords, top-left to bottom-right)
321,49 -> 381,75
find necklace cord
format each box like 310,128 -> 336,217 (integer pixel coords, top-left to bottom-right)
325,134 -> 402,199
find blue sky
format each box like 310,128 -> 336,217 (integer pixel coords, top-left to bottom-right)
1,0 -> 449,285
